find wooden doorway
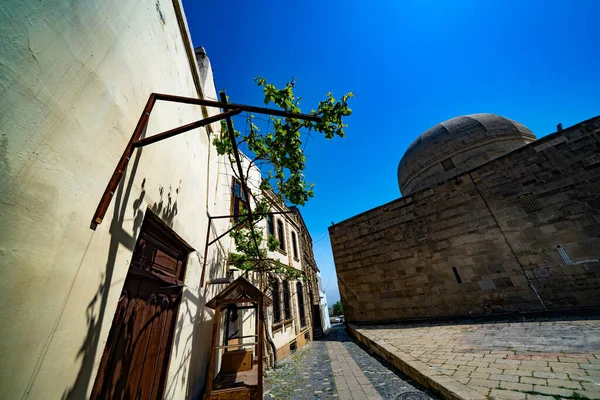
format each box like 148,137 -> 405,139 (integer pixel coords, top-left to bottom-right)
91,213 -> 191,399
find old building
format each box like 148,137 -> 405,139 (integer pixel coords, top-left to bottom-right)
260,192 -> 315,362
291,206 -> 330,338
0,2 -> 321,399
330,114 -> 600,323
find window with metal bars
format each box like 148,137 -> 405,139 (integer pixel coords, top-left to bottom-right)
231,178 -> 247,222
283,280 -> 291,320
291,231 -> 298,260
297,282 -> 306,327
277,219 -> 286,251
267,213 -> 275,237
272,280 -> 281,323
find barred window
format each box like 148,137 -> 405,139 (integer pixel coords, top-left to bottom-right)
283,280 -> 291,320
272,280 -> 281,323
267,214 -> 275,237
292,232 -> 298,259
277,220 -> 286,251
231,179 -> 247,222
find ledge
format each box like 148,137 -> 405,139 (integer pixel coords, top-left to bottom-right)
346,324 -> 486,400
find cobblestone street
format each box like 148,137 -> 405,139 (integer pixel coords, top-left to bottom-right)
265,324 -> 436,399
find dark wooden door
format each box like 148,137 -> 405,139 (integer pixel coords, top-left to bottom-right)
91,215 -> 190,399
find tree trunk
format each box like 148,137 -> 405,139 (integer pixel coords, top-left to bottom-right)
264,321 -> 278,368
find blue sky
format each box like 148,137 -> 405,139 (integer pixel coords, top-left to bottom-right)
182,0 -> 600,305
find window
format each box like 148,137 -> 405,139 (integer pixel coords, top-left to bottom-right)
452,267 -> 462,284
441,157 -> 456,171
277,220 -> 286,251
272,280 -> 281,323
297,282 -> 306,327
231,179 -> 247,222
283,280 -> 291,320
267,214 -> 275,237
292,231 -> 298,260
518,192 -> 543,213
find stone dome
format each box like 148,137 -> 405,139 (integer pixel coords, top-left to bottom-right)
398,114 -> 536,196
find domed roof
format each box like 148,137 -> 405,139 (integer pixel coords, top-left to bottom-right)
398,113 -> 536,196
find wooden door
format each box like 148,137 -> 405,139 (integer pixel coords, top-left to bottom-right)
91,215 -> 190,399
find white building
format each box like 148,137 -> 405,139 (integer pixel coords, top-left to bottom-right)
0,2 -> 320,398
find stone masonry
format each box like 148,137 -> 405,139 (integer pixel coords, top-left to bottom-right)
329,116 -> 600,323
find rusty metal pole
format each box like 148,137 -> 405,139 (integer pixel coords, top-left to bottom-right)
200,218 -> 212,287
220,92 -> 263,258
91,94 -> 157,229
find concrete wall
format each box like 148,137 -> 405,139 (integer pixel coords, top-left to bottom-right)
0,1 -> 237,398
330,116 -> 600,323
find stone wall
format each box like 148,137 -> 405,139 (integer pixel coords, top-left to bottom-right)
330,116 -> 600,323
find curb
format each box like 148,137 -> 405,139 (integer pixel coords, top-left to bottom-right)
347,324 -> 486,400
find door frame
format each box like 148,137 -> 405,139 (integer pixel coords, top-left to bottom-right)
91,209 -> 194,398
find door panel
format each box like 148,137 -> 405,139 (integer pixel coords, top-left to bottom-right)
91,216 -> 189,399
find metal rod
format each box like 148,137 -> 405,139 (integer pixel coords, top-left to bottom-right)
228,334 -> 258,339
133,109 -> 241,148
221,92 -> 264,259
91,94 -> 157,229
154,92 -> 322,123
208,215 -> 263,247
208,221 -> 243,247
208,210 -> 295,220
215,343 -> 258,349
200,221 -> 212,287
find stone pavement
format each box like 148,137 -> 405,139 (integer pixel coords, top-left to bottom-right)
265,324 -> 436,399
350,315 -> 600,400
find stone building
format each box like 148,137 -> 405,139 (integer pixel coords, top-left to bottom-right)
259,192 -> 316,362
330,114 -> 600,323
291,206 -> 330,338
0,1 -> 320,399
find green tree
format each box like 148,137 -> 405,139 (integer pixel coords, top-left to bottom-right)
213,77 -> 352,278
332,301 -> 343,316
213,77 -> 352,367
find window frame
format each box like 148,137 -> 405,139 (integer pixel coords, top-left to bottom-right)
231,178 -> 248,223
276,219 -> 286,253
272,279 -> 282,324
297,281 -> 307,328
267,213 -> 275,238
291,231 -> 299,260
283,280 -> 291,320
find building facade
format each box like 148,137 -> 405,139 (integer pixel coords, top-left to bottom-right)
260,192 -> 314,362
330,114 -> 600,323
0,1 -> 320,398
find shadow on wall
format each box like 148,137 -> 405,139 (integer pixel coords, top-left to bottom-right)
151,182 -> 180,228
159,221 -> 229,398
0,134 -> 9,185
62,142 -> 148,399
62,141 -> 228,398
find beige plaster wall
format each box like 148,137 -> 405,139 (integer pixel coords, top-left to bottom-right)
0,1 -> 234,399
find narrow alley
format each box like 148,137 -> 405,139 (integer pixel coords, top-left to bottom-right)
265,324 -> 437,400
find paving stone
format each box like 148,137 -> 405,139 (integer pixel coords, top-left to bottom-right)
490,374 -> 520,382
575,390 -> 600,399
348,316 -> 600,400
468,378 -> 501,388
499,381 -> 534,391
532,384 -> 575,397
520,377 -> 547,385
545,378 -> 582,389
532,371 -> 569,380
489,388 -> 527,400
